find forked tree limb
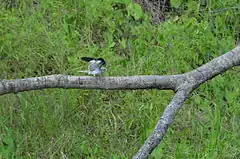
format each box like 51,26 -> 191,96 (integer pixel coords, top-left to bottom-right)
0,45 -> 239,158
133,45 -> 240,158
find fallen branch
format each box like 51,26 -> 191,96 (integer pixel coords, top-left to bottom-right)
133,45 -> 240,158
0,45 -> 239,158
0,75 -> 182,95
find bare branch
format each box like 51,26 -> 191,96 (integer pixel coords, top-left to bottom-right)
133,89 -> 191,159
186,45 -> 240,87
133,46 -> 240,158
1,46 -> 238,96
0,75 -> 184,95
0,45 -> 239,158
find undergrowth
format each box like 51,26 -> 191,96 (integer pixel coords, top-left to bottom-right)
0,0 -> 239,158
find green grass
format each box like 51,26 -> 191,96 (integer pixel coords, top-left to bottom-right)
0,0 -> 240,158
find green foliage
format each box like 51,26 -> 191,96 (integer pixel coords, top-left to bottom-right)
0,0 -> 239,158
0,127 -> 15,158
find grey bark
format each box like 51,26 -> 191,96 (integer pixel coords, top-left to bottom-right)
0,45 -> 239,158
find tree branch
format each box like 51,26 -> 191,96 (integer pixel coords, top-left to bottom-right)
133,46 -> 240,158
133,89 -> 191,158
0,45 -> 239,158
0,75 -> 184,95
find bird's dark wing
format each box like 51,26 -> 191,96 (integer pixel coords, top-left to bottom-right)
81,57 -> 95,62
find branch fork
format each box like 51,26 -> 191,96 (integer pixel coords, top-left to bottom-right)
0,45 -> 239,159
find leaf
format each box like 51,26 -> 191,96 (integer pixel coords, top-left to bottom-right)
127,3 -> 143,20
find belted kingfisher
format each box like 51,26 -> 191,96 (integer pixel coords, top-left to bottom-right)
79,57 -> 107,76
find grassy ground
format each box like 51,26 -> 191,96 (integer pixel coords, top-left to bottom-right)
0,0 -> 240,158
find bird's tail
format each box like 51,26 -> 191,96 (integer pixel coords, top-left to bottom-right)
79,70 -> 89,73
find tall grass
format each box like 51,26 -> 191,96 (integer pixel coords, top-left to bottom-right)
0,0 -> 239,158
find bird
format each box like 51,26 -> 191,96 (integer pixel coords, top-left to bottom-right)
79,57 -> 107,76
